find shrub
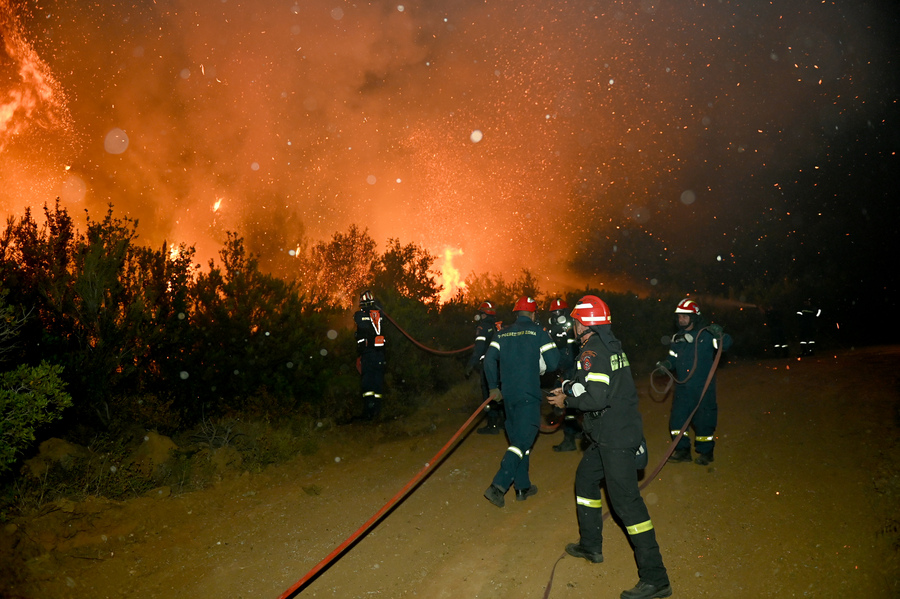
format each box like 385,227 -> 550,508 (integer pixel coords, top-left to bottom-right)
0,362 -> 72,475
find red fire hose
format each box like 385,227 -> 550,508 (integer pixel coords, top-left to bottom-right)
276,396 -> 491,598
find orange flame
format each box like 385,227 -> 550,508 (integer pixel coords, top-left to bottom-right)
438,247 -> 466,304
212,198 -> 222,212
0,0 -> 72,152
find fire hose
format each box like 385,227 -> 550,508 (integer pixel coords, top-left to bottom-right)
382,309 -> 473,355
275,396 -> 491,599
277,310 -> 476,597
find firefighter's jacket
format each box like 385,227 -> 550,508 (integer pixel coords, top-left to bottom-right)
484,315 -> 559,403
467,315 -> 500,370
667,326 -> 732,396
354,307 -> 386,355
562,330 -> 643,449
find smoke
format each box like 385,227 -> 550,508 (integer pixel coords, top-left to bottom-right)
2,0 -> 895,291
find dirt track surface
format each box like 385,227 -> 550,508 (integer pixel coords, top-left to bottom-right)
2,347 -> 899,599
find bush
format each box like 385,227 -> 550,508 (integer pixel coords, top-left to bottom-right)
0,362 -> 72,475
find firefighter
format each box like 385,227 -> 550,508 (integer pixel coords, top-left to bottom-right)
354,290 -> 386,420
796,298 -> 821,356
465,301 -> 505,434
545,298 -> 581,451
547,295 -> 672,599
764,303 -> 789,359
482,296 -> 560,507
657,298 -> 732,465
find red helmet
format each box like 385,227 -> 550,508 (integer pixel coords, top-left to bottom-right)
478,300 -> 497,315
549,298 -> 568,312
675,298 -> 700,315
571,295 -> 611,326
513,296 -> 537,312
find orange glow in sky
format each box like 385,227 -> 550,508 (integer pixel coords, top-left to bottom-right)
1,0 -> 894,298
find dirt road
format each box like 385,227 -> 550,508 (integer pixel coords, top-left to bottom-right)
3,347 -> 899,598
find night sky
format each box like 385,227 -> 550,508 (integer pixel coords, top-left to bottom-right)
2,0 -> 898,319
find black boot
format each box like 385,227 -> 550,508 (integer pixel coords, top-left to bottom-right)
620,580 -> 672,599
667,448 -> 691,463
553,434 -> 577,452
695,450 -> 714,465
565,543 -> 604,563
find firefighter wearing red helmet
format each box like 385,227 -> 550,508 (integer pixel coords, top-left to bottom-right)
466,300 -> 505,434
548,295 -> 672,599
482,296 -> 560,507
545,297 -> 581,451
658,297 -> 732,465
354,290 -> 386,420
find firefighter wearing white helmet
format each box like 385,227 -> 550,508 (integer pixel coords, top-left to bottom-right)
466,301 -> 505,434
482,296 -> 560,507
657,298 -> 732,465
547,295 -> 672,599
354,290 -> 386,420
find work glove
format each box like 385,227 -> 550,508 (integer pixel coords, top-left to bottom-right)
488,388 -> 503,403
708,323 -> 724,337
656,360 -> 673,371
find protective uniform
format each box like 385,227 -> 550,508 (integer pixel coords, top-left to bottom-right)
765,304 -> 789,358
663,298 -> 732,464
354,290 -> 386,420
796,299 -> 820,356
482,297 -> 560,506
545,298 -> 580,451
467,301 -> 505,434
561,296 -> 671,599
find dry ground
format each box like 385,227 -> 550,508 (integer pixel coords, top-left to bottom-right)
2,346 -> 899,599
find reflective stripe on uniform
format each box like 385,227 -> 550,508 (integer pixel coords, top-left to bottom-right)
586,372 -> 610,385
626,519 -> 654,535
670,429 -> 682,437
576,495 -> 603,509
669,349 -> 677,358
696,435 -> 714,442
506,446 -> 523,458
490,341 -> 500,351
540,342 -> 556,353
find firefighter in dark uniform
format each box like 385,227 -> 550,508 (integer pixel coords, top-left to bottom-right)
466,301 -> 505,434
482,296 -> 560,508
764,303 -> 789,358
354,290 -> 386,420
796,298 -> 820,356
545,298 -> 581,451
657,298 -> 732,465
547,295 -> 672,599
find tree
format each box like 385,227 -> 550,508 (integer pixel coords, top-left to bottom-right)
371,238 -> 442,305
299,225 -> 377,308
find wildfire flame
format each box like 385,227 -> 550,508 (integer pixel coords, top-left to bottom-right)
438,247 -> 466,304
212,198 -> 222,212
0,0 -> 73,152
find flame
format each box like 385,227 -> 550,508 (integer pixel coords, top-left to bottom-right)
438,247 -> 466,304
168,243 -> 179,261
212,198 -> 222,212
0,0 -> 73,152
